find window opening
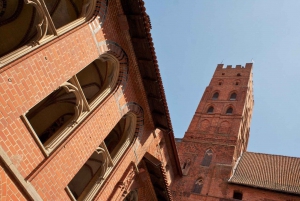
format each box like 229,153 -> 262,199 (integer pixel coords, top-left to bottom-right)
233,191 -> 243,200
230,93 -> 237,100
201,150 -> 213,166
212,92 -> 219,100
207,106 -> 214,114
192,178 -> 203,194
237,73 -> 241,76
226,107 -> 233,114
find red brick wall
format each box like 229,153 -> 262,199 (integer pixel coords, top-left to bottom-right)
0,0 -> 176,200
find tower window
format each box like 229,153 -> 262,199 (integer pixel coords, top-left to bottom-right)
237,73 -> 241,76
230,93 -> 237,100
212,92 -> 219,100
192,178 -> 203,194
201,149 -> 213,166
233,191 -> 243,200
207,106 -> 214,114
226,107 -> 233,114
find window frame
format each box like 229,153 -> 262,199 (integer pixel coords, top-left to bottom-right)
21,55 -> 120,156
65,112 -> 138,201
0,0 -> 99,67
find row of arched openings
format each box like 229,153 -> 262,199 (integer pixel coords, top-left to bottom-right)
24,54 -> 122,153
0,0 -> 100,58
67,112 -> 138,200
207,106 -> 233,114
212,92 -> 237,100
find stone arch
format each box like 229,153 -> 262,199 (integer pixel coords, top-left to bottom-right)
67,109 -> 142,200
25,82 -> 84,148
201,149 -> 213,167
119,102 -> 144,139
0,0 -> 48,57
98,40 -> 129,92
219,121 -> 230,134
0,0 -> 107,64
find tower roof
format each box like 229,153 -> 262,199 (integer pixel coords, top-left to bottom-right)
229,152 -> 300,195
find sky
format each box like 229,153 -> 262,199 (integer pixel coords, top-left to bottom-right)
144,0 -> 300,157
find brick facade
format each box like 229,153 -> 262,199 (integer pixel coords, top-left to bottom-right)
1,1 -> 299,201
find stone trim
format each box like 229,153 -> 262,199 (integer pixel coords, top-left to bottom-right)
0,0 -> 108,68
0,146 -> 43,201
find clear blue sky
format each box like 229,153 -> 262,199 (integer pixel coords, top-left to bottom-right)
144,0 -> 300,157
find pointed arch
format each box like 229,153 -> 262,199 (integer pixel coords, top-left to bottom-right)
192,177 -> 203,194
212,91 -> 219,100
201,149 -> 213,167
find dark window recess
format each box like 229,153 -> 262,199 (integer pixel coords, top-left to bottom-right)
207,106 -> 214,114
233,191 -> 243,200
237,73 -> 241,76
201,150 -> 213,166
226,107 -> 233,114
230,93 -> 237,100
212,92 -> 219,100
192,178 -> 203,194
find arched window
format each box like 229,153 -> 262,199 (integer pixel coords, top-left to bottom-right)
212,92 -> 219,100
230,93 -> 237,100
68,112 -> 138,200
0,1 -> 41,57
226,107 -> 233,114
75,56 -> 120,108
23,55 -> 120,154
182,158 -> 191,175
201,150 -> 213,166
207,106 -> 214,114
25,82 -> 83,146
192,178 -> 203,194
0,0 -> 99,61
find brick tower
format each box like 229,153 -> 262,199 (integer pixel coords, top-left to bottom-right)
172,63 -> 254,200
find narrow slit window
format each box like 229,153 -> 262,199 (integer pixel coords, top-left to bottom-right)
201,150 -> 213,166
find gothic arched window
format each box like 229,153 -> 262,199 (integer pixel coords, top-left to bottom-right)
207,106 -> 214,114
212,92 -> 219,100
68,112 -> 138,200
192,178 -> 203,194
230,93 -> 237,100
201,150 -> 213,166
23,55 -> 120,154
226,107 -> 233,114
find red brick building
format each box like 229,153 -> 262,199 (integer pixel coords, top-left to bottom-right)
173,64 -> 300,201
0,0 -> 181,200
0,1 -> 299,201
